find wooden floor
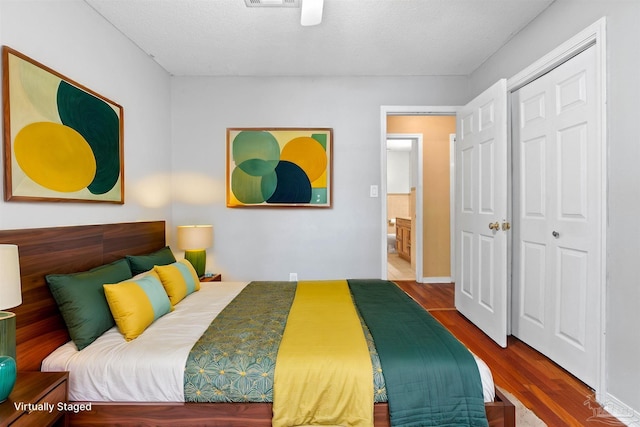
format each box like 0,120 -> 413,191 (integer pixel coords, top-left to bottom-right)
395,280 -> 625,427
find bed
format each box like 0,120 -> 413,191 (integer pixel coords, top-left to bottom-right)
0,221 -> 515,427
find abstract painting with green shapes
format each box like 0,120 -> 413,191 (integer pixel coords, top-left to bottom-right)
226,128 -> 332,208
2,47 -> 124,203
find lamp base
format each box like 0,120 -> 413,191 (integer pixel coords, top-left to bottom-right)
0,312 -> 16,361
0,355 -> 16,402
184,250 -> 206,277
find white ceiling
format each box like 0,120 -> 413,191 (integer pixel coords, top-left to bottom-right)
84,0 -> 555,77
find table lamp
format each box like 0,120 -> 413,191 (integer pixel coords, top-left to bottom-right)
177,225 -> 213,277
0,244 -> 22,402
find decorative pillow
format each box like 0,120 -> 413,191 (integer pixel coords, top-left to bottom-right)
131,269 -> 161,281
126,246 -> 176,275
154,259 -> 201,306
46,259 -> 133,350
103,275 -> 172,341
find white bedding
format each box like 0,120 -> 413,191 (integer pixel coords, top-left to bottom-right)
42,281 -> 495,403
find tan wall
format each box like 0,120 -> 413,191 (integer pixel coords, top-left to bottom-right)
387,115 -> 455,279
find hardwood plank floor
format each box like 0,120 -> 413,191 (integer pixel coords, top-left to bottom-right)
395,280 -> 625,427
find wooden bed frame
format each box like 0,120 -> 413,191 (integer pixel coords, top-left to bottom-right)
0,220 -> 514,427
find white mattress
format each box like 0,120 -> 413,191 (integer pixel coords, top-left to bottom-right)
42,281 -> 495,403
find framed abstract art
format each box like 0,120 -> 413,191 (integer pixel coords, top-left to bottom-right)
226,128 -> 332,208
2,46 -> 124,203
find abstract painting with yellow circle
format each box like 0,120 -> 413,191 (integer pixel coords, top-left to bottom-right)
226,128 -> 332,207
3,47 -> 123,203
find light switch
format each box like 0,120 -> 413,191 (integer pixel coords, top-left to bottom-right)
370,185 -> 379,198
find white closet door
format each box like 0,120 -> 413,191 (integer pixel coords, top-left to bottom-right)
512,46 -> 601,387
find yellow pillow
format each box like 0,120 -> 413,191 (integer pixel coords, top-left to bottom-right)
154,259 -> 201,306
103,275 -> 172,341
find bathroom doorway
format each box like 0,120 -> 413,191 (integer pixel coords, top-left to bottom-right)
381,109 -> 457,283
386,136 -> 418,281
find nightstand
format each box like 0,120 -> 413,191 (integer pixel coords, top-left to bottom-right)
0,371 -> 69,427
200,273 -> 222,282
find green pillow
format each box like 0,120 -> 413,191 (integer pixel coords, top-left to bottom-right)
46,258 -> 133,350
126,246 -> 176,275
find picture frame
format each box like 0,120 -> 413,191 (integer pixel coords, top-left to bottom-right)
2,46 -> 124,203
226,128 -> 332,208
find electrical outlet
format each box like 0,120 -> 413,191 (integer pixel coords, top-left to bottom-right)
289,273 -> 298,281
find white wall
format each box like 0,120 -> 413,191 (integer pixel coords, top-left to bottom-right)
387,150 -> 411,194
0,1 -> 172,230
469,0 -> 640,418
170,76 -> 469,281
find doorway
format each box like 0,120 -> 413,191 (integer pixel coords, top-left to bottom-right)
380,108 -> 458,283
386,136 -> 418,281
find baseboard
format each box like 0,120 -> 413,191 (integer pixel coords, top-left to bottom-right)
420,276 -> 453,284
589,392 -> 640,426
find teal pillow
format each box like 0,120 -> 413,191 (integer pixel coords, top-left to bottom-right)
126,246 -> 176,275
46,258 -> 133,350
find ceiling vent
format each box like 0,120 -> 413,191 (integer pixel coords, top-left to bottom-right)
244,0 -> 300,7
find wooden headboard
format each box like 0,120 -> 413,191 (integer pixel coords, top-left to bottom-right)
0,221 -> 167,371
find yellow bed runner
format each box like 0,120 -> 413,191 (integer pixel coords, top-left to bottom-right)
272,280 -> 374,427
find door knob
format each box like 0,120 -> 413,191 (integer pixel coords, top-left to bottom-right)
488,222 -> 500,230
552,231 -> 560,238
502,221 -> 511,231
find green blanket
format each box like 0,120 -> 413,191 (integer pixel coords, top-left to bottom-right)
348,279 -> 489,427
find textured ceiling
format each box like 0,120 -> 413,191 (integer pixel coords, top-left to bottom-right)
85,0 -> 555,77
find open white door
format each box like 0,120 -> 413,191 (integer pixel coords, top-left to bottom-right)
455,79 -> 509,348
